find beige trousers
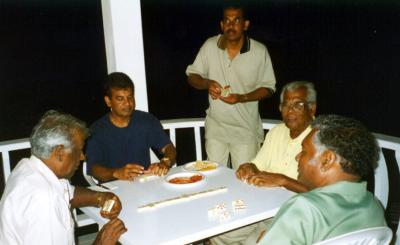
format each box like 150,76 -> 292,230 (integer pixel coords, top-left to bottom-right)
210,219 -> 273,245
205,138 -> 260,170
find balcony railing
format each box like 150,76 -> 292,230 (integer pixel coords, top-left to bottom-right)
1,118 -> 399,243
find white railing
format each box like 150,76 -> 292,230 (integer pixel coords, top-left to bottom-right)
1,118 -> 400,243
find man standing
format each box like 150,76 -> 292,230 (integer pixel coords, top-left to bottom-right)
0,110 -> 126,244
186,3 -> 276,169
86,72 -> 176,182
260,115 -> 386,244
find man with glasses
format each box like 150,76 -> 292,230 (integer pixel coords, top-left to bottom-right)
186,2 -> 276,170
210,81 -> 316,245
236,81 -> 317,193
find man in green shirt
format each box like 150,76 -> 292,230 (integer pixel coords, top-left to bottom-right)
260,114 -> 386,244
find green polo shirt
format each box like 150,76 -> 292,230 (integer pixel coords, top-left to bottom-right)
260,181 -> 387,244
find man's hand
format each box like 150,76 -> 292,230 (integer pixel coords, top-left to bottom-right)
97,192 -> 122,219
112,163 -> 144,180
219,93 -> 241,104
93,218 -> 127,245
147,162 -> 170,176
207,80 -> 222,99
246,172 -> 285,187
236,163 -> 260,181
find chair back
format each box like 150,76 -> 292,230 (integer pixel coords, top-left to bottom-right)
82,161 -> 98,186
313,226 -> 393,245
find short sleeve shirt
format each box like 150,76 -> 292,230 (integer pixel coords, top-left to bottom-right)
86,110 -> 171,173
251,123 -> 312,179
186,35 -> 276,144
260,181 -> 387,244
0,156 -> 75,244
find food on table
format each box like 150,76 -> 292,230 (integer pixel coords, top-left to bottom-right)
168,174 -> 203,184
193,161 -> 217,171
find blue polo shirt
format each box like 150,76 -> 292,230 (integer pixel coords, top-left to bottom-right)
86,110 -> 171,173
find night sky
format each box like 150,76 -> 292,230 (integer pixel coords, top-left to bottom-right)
1,0 -> 400,141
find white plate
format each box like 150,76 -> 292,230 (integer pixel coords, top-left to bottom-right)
183,160 -> 220,173
164,171 -> 205,188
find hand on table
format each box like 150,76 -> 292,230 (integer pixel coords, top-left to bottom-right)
98,192 -> 122,219
113,163 -> 144,180
147,162 -> 170,176
93,218 -> 127,245
236,163 -> 260,182
246,172 -> 285,187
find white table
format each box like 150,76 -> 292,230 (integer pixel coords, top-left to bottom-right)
81,166 -> 294,245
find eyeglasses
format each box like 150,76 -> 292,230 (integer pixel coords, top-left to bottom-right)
222,17 -> 243,25
280,101 -> 308,112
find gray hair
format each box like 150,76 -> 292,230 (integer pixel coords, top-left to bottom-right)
311,114 -> 379,179
30,110 -> 89,159
280,81 -> 317,104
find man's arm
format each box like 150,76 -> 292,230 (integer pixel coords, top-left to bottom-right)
91,164 -> 118,182
187,73 -> 211,90
220,87 -> 273,104
91,164 -> 145,182
239,87 -> 273,102
147,143 -> 177,176
70,186 -> 109,208
188,73 -> 222,99
247,171 -> 309,193
70,186 -> 122,219
161,143 -> 177,167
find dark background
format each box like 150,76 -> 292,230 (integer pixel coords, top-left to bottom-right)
0,0 -> 399,233
1,0 -> 400,141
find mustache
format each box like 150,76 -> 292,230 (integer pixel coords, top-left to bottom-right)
226,29 -> 236,34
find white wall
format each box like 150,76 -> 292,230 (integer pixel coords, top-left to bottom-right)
101,0 -> 148,111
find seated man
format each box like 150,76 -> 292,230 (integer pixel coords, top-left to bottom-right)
237,80 -> 317,193
0,110 -> 126,244
211,81 -> 316,245
86,72 -> 177,182
260,114 -> 386,244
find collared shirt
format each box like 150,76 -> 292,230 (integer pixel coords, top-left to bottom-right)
186,34 -> 276,144
260,181 -> 387,244
0,156 -> 75,245
251,123 -> 311,179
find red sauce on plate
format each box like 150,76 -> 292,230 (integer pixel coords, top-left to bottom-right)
168,175 -> 203,184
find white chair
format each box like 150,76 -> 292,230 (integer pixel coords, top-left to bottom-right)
82,161 -> 98,186
313,227 -> 393,245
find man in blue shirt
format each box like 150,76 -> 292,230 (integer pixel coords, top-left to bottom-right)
86,72 -> 176,182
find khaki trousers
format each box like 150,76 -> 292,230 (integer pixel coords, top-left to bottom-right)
205,138 -> 260,170
210,219 -> 273,245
